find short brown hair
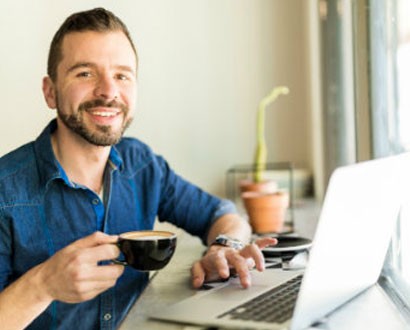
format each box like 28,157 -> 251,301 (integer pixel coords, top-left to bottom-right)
47,7 -> 138,81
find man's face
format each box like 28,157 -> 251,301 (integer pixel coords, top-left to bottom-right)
44,30 -> 137,146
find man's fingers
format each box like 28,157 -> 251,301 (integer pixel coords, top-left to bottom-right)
194,239 -> 277,290
229,238 -> 277,284
62,232 -> 121,266
191,261 -> 205,288
212,250 -> 231,279
83,264 -> 125,282
224,251 -> 251,288
82,244 -> 121,264
239,243 -> 266,271
239,238 -> 276,271
71,232 -> 119,249
61,242 -> 121,270
61,273 -> 120,303
41,253 -> 124,303
253,237 -> 277,249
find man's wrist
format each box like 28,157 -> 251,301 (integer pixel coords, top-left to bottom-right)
210,234 -> 245,250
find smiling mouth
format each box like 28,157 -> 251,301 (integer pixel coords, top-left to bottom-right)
79,98 -> 127,117
89,110 -> 120,117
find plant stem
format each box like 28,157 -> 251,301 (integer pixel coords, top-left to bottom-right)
253,86 -> 290,183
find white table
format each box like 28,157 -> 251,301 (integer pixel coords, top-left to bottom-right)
118,200 -> 408,329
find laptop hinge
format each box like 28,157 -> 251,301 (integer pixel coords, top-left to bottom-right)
378,275 -> 410,324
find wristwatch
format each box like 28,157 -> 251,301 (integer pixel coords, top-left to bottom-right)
211,234 -> 245,250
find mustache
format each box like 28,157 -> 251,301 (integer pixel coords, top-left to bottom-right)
78,99 -> 128,112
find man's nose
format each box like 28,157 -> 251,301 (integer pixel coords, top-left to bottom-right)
94,75 -> 118,100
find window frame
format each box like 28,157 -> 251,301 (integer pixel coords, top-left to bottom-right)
320,0 -> 410,316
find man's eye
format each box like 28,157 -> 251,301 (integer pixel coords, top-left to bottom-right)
77,72 -> 92,78
116,74 -> 129,81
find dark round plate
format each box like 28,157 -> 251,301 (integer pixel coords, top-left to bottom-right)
262,236 -> 312,256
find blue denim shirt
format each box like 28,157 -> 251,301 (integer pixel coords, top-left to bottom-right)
0,120 -> 237,330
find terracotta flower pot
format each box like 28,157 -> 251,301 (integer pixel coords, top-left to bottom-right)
241,190 -> 289,234
239,179 -> 278,194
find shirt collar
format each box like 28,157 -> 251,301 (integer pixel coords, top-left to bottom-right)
34,119 -> 124,188
109,145 -> 123,170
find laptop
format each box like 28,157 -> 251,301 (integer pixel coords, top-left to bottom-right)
149,153 -> 409,329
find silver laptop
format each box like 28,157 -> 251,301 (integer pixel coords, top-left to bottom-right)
149,153 -> 409,330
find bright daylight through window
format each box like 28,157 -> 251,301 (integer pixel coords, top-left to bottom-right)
376,0 -> 410,306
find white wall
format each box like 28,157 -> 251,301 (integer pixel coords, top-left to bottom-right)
0,0 -> 312,197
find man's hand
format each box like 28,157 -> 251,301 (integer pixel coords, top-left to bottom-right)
0,232 -> 124,330
35,231 -> 124,303
191,236 -> 277,289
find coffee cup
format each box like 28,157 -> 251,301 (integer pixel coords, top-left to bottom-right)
115,230 -> 177,271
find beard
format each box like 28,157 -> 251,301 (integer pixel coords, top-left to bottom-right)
56,98 -> 133,146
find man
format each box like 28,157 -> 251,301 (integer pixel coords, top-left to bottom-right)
0,8 -> 275,330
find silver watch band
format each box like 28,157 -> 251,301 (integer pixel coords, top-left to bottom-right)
211,234 -> 245,250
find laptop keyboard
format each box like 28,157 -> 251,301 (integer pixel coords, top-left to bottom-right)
217,274 -> 303,324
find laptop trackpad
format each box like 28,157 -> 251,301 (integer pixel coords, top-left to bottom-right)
200,269 -> 300,303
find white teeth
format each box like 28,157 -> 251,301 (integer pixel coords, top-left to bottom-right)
92,111 -> 117,117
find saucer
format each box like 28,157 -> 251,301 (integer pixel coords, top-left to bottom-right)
262,236 -> 312,257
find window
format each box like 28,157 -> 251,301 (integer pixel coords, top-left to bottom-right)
370,0 -> 410,311
396,0 -> 410,150
320,0 -> 410,315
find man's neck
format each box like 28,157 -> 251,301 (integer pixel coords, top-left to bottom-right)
51,125 -> 110,195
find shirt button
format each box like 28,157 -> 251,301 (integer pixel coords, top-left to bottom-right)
103,313 -> 112,321
92,198 -> 99,205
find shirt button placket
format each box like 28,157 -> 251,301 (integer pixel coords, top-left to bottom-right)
90,194 -> 105,231
101,291 -> 114,330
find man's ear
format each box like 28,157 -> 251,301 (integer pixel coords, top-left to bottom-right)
42,76 -> 57,109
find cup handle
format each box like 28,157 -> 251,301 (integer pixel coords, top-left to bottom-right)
111,258 -> 127,266
111,242 -> 128,266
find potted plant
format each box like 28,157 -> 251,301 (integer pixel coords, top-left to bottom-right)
241,86 -> 290,234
